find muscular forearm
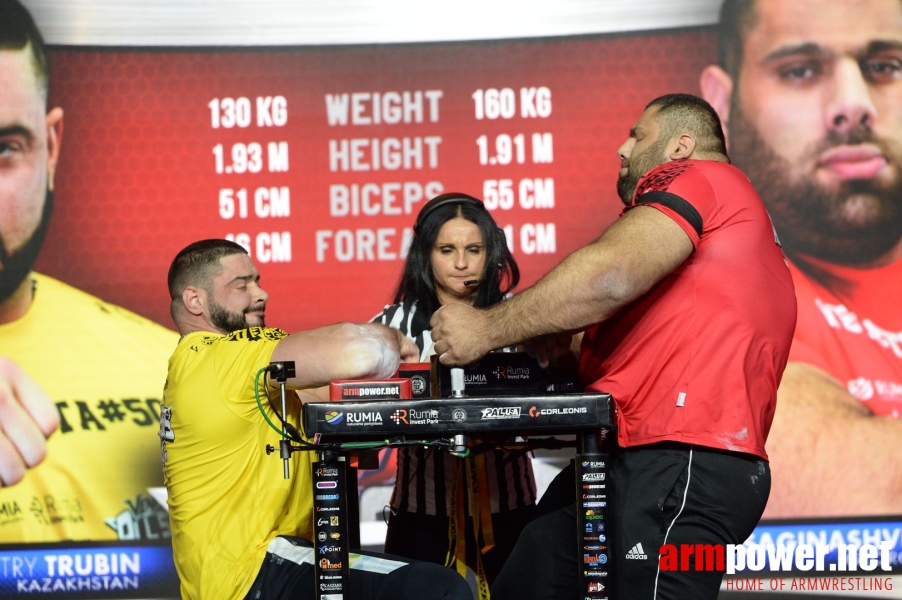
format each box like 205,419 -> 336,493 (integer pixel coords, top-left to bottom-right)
764,362 -> 902,518
271,323 -> 401,388
483,206 -> 693,349
482,248 -> 635,349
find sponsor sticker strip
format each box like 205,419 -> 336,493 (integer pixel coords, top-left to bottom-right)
304,394 -> 612,437
313,459 -> 351,600
577,453 -> 609,600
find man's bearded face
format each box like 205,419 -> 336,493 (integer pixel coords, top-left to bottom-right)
208,295 -> 265,332
617,132 -> 670,204
0,189 -> 51,303
729,102 -> 902,264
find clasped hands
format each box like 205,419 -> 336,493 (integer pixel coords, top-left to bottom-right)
430,304 -> 576,369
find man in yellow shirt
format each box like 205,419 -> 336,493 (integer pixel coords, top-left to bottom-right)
0,0 -> 179,542
162,239 -> 471,600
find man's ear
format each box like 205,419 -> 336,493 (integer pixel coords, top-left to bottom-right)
669,133 -> 696,160
700,65 -> 734,143
182,286 -> 206,316
45,107 -> 64,192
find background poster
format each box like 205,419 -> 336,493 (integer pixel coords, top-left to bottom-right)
36,31 -> 714,331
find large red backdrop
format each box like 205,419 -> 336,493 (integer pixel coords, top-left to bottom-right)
37,30 -> 716,331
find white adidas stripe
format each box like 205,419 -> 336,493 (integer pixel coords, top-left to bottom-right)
653,448 -> 694,600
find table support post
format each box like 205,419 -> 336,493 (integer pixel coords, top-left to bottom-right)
312,451 -> 351,600
575,430 -> 611,600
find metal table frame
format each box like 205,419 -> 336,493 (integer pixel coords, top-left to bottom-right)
296,392 -> 614,600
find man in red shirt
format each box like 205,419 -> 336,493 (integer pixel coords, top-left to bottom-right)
700,0 -> 902,518
431,94 -> 796,599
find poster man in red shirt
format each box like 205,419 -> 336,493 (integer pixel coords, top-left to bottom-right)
701,0 -> 902,518
431,94 -> 796,600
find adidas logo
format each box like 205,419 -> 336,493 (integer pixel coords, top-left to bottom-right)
625,542 -> 648,560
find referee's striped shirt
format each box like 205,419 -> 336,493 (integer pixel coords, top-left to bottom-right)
372,300 -> 537,515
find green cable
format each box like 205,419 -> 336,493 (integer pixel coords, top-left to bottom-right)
254,367 -> 288,437
339,441 -> 390,449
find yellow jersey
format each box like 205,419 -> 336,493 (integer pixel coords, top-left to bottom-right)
0,273 -> 177,542
162,327 -> 314,600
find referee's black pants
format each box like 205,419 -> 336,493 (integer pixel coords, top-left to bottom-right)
492,443 -> 770,600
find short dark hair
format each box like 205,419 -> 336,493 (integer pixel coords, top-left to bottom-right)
0,0 -> 50,97
394,193 -> 519,317
717,0 -> 758,79
646,93 -> 728,158
168,239 -> 248,301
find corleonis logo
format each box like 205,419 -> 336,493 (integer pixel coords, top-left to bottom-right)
529,405 -> 588,417
325,411 -> 344,425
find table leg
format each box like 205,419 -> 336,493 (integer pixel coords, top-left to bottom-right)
575,430 -> 611,600
313,452 -> 351,600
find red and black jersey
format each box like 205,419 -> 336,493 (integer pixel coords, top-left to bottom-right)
579,159 -> 797,459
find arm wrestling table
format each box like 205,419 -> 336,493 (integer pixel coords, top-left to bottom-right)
297,391 -> 614,600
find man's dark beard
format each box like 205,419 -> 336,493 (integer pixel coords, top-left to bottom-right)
729,103 -> 902,265
209,298 -> 264,332
0,190 -> 53,304
617,137 -> 670,204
